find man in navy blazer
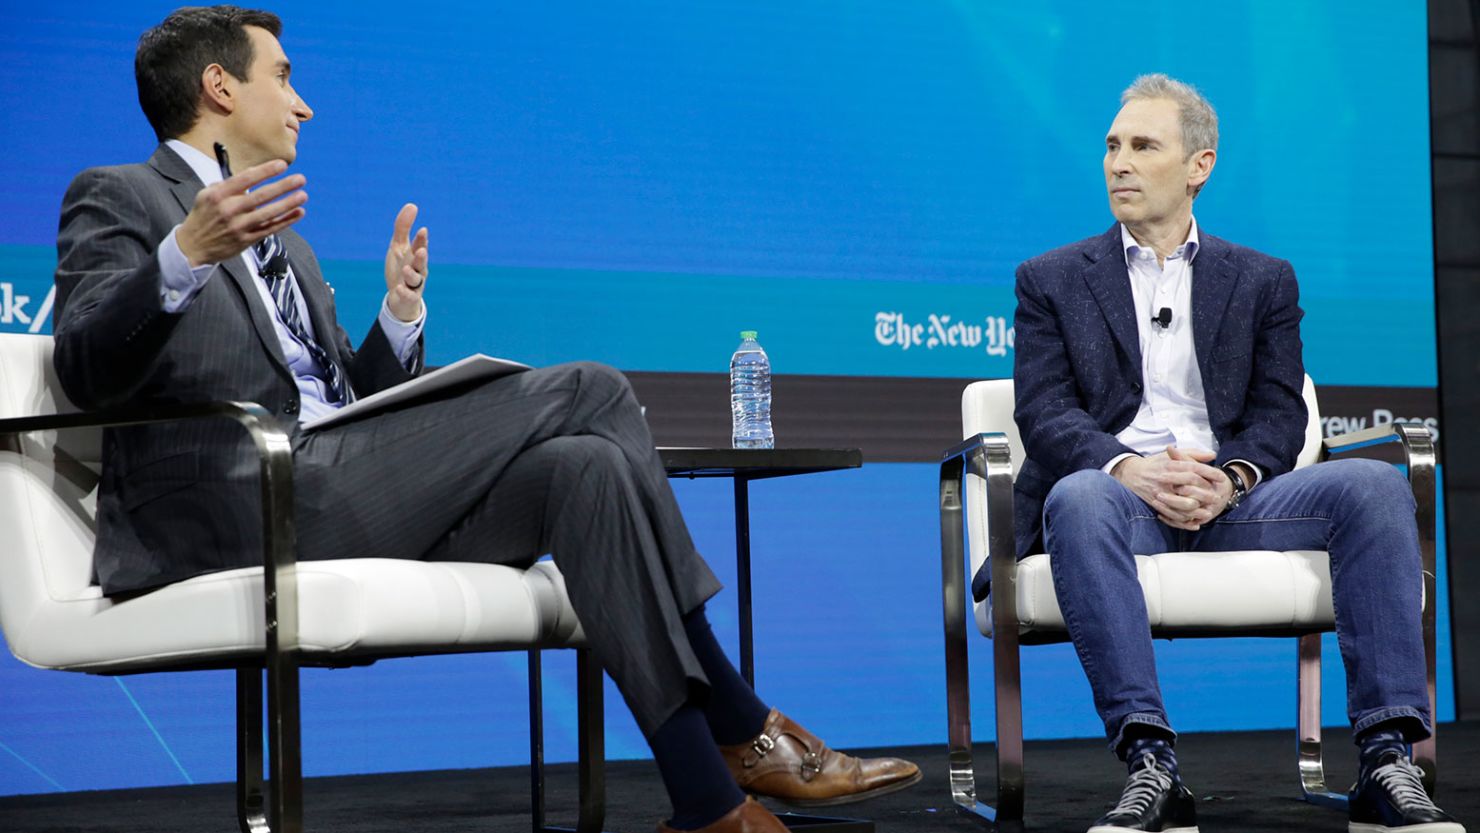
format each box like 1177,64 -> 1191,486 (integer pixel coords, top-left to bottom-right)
1010,75 -> 1462,833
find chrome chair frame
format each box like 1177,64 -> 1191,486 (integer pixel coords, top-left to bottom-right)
938,423 -> 1440,830
0,403 -> 608,833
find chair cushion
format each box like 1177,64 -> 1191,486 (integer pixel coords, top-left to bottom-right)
0,333 -> 587,676
9,558 -> 585,673
977,550 -> 1334,639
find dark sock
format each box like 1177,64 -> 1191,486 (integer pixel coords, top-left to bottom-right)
649,705 -> 747,830
1356,725 -> 1411,778
1122,735 -> 1181,784
683,606 -> 772,745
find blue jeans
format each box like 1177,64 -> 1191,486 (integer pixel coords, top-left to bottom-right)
1042,459 -> 1431,756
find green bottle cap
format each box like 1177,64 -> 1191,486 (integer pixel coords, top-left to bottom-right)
740,330 -> 758,339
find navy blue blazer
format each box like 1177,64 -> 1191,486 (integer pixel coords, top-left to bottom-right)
976,225 -> 1308,599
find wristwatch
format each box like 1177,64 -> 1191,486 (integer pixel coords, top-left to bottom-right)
1220,464 -> 1249,516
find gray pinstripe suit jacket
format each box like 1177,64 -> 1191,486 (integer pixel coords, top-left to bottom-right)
53,144 -> 421,594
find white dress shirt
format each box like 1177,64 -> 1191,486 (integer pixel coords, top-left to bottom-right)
1103,218 -> 1261,484
154,140 -> 423,424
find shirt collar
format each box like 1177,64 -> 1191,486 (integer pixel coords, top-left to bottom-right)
165,139 -> 225,187
1121,216 -> 1201,266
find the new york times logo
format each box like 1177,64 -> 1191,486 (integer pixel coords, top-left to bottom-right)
875,311 -> 1015,356
0,282 -> 55,334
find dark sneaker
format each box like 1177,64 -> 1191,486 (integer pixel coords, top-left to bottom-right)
1087,753 -> 1198,833
1349,752 -> 1466,833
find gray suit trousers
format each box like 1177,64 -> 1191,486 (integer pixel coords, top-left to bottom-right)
292,360 -> 722,736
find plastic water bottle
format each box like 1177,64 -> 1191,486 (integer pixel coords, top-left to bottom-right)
730,330 -> 773,449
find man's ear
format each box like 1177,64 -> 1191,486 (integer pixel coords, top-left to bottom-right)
1187,148 -> 1216,193
199,63 -> 234,116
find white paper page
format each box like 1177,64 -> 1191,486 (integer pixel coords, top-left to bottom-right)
302,353 -> 530,432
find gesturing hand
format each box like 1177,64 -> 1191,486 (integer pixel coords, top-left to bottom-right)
176,159 -> 307,267
1112,446 -> 1230,531
385,203 -> 429,322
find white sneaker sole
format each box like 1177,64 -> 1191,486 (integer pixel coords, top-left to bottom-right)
1088,826 -> 1198,833
1349,822 -> 1466,833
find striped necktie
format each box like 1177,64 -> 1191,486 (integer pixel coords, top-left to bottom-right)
253,233 -> 353,404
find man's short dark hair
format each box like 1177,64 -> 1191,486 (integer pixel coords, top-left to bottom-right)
135,5 -> 283,141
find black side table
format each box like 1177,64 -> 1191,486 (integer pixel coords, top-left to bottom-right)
662,448 -> 872,833
529,448 -> 871,833
660,447 -> 863,686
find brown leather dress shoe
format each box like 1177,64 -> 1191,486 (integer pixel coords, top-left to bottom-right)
656,797 -> 788,833
719,709 -> 922,807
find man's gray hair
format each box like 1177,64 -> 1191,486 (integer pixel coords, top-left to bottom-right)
1121,73 -> 1218,158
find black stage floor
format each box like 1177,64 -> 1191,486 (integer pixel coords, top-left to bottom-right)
3,723 -> 1476,832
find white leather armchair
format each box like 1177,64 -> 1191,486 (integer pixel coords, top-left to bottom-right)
937,376 -> 1440,830
0,333 -> 602,833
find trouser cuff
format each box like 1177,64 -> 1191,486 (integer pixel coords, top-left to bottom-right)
1109,713 -> 1177,758
1352,707 -> 1432,744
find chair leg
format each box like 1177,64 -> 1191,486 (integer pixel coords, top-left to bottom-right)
1415,514 -> 1440,797
529,648 -> 608,833
941,457 -> 987,825
232,660 -> 304,832
991,597 -> 1025,831
574,648 -> 606,833
940,454 -> 1022,830
259,651 -> 305,833
530,651 -> 548,833
1411,565 -> 1438,799
237,667 -> 270,833
1296,634 -> 1348,809
1413,689 -> 1438,797
1397,420 -> 1440,795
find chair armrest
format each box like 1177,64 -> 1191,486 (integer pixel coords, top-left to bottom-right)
0,402 -> 300,660
941,433 -> 1002,465
941,432 -> 1016,604
1323,421 -> 1435,464
1320,421 -> 1436,553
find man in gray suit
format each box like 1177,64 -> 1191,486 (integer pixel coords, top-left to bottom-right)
52,7 -> 918,831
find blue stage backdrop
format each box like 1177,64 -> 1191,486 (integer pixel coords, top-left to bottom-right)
0,0 -> 1449,796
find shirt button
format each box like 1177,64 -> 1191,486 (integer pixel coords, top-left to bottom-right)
1153,373 -> 1163,383
167,290 -> 181,302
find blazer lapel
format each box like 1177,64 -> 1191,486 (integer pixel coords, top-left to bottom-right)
151,147 -> 206,221
1191,234 -> 1241,374
1080,226 -> 1142,369
148,145 -> 293,379
218,257 -> 294,376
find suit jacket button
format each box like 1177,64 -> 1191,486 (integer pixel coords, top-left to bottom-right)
283,399 -> 299,415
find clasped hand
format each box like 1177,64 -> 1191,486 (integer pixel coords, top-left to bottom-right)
1111,447 -> 1232,531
